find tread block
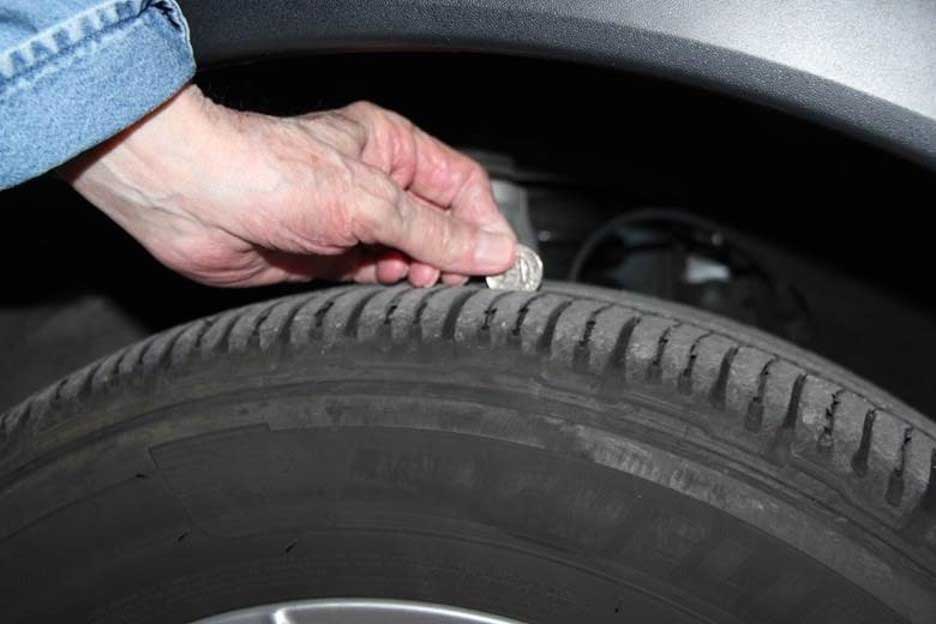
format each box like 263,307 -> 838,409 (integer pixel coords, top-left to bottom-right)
228,299 -> 288,353
199,307 -> 255,355
452,289 -> 509,347
169,319 -> 211,366
116,340 -> 150,377
549,300 -> 614,366
724,347 -> 775,424
58,361 -> 97,403
824,391 -> 875,477
256,296 -> 312,350
319,287 -> 382,346
353,284 -> 410,342
3,283 -> 934,572
869,410 -> 914,511
288,292 -> 346,346
657,324 -> 709,391
790,375 -> 838,459
516,294 -> 574,355
141,324 -> 190,372
91,350 -> 127,390
582,306 -> 641,373
624,317 -> 676,384
679,333 -> 737,401
386,286 -> 444,344
759,360 -> 803,438
904,432 -> 936,515
487,292 -> 542,348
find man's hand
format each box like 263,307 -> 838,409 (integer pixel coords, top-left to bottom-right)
63,84 -> 517,287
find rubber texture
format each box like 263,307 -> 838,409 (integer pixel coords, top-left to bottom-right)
0,283 -> 934,623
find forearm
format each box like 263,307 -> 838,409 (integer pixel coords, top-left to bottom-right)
0,0 -> 195,190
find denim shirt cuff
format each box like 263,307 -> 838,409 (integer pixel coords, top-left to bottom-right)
0,0 -> 196,189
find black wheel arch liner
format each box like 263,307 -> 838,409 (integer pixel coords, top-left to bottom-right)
180,0 -> 936,171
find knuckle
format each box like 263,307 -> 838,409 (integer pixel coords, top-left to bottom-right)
461,158 -> 489,189
336,115 -> 368,151
469,159 -> 488,182
384,107 -> 414,131
345,100 -> 382,119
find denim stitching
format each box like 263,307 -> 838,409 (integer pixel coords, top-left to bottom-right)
0,0 -> 189,92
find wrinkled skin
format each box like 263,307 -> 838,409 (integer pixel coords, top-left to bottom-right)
64,84 -> 517,287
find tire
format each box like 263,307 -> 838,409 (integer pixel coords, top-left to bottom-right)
1,283 -> 934,623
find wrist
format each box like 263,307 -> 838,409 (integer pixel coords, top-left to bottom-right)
61,83 -> 223,185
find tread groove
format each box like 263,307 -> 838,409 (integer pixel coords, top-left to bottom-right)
886,427 -> 913,506
605,316 -> 641,374
536,300 -> 574,353
383,289 -> 409,327
921,449 -> 936,511
314,300 -> 336,331
243,304 -> 278,348
709,346 -> 739,408
72,360 -> 104,402
50,378 -> 66,405
769,373 -> 808,463
192,317 -> 216,351
151,325 -> 191,368
211,317 -> 240,354
818,388 -> 845,454
646,323 -> 677,383
745,357 -> 778,432
510,293 -> 547,342
123,337 -> 154,375
376,288 -> 411,340
411,287 -> 445,340
342,289 -> 384,338
476,291 -> 513,345
852,409 -> 877,477
268,296 -> 314,349
678,331 -> 711,394
442,290 -> 481,340
3,280 -> 935,588
782,373 -> 808,432
287,290 -> 353,347
573,304 -> 613,369
294,290 -> 349,345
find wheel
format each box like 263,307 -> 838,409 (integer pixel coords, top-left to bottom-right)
1,283 -> 934,623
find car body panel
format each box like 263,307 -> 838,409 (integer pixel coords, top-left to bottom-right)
180,0 -> 936,169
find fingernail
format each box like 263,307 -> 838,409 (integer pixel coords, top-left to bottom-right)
474,232 -> 516,273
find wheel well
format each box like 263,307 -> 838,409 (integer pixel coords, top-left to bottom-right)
2,52 -> 934,417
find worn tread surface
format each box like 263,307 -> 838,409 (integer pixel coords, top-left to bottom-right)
1,282 -> 935,623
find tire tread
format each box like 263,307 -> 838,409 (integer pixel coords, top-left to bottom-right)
2,284 -> 934,530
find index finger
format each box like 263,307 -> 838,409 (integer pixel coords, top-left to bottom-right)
351,169 -> 516,276
349,105 -> 515,238
408,127 -> 515,237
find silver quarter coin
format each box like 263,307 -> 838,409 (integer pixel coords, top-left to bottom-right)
486,244 -> 543,291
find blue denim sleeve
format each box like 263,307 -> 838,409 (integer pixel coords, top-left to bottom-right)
0,0 -> 195,189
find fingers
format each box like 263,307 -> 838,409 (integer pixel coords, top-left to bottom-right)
408,128 -> 515,236
341,102 -> 515,239
262,244 -> 429,287
441,272 -> 470,286
408,263 -> 440,288
353,175 -> 516,276
255,103 -> 520,287
376,250 -> 410,284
